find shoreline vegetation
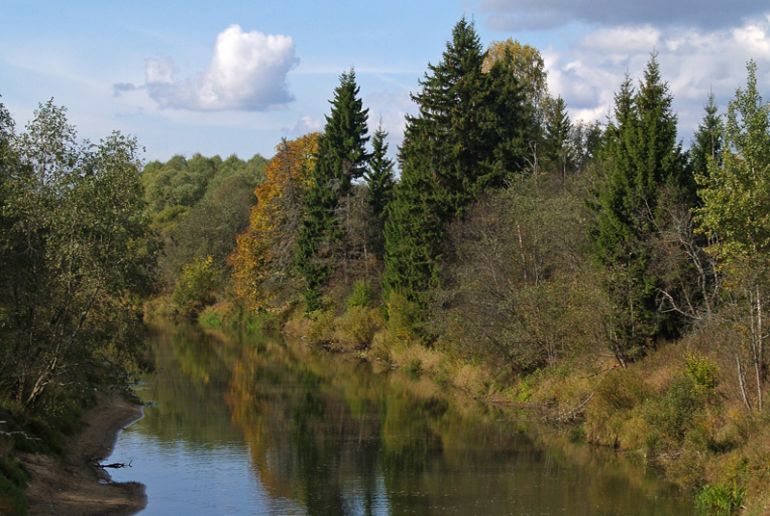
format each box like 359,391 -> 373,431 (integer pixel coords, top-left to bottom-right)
3,15 -> 770,516
18,391 -> 146,515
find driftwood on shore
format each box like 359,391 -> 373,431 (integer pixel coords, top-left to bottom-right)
95,459 -> 133,469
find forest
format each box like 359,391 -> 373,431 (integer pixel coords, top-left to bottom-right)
3,16 -> 770,515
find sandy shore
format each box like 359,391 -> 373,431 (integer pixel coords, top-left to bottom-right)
20,391 -> 147,515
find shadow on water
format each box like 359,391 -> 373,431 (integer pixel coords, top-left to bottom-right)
108,322 -> 694,515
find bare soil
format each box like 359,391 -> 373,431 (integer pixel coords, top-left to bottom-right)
20,391 -> 147,515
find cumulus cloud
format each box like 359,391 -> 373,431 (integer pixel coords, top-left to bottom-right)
283,115 -> 323,136
542,16 -> 770,141
479,0 -> 769,30
119,25 -> 299,111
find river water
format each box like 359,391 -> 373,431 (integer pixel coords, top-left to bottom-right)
108,323 -> 694,515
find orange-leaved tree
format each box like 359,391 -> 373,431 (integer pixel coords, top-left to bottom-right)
231,133 -> 319,309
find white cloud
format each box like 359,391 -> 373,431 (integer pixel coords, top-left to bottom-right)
544,16 -> 770,139
283,115 -> 323,136
365,90 -> 417,149
139,25 -> 298,111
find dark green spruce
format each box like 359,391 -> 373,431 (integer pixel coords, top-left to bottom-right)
296,69 -> 370,311
383,18 -> 527,303
364,127 -> 395,257
591,56 -> 692,365
690,93 -> 723,180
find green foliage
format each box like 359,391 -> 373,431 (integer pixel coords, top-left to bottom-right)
142,153 -> 267,288
690,93 -> 723,179
544,96 -> 572,180
591,56 -> 692,364
404,358 -> 423,379
0,99 -> 158,411
696,60 -> 770,275
364,127 -> 395,257
696,483 -> 745,515
333,306 -> 381,350
585,369 -> 650,447
346,280 -> 373,309
0,454 -> 28,515
296,70 -> 370,310
385,291 -> 420,342
305,309 -> 336,347
685,354 -> 720,391
384,18 -> 528,302
430,174 -> 606,371
173,256 -> 217,318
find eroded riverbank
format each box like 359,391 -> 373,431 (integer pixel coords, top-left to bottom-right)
21,391 -> 147,515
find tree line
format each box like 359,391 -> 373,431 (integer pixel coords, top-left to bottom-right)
223,19 -> 770,416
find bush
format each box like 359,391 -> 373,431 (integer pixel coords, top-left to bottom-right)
305,309 -> 336,347
696,483 -> 744,515
346,280 -> 373,309
646,355 -> 719,450
585,369 -> 650,447
685,353 -> 719,392
172,256 -> 218,318
385,292 -> 419,341
333,307 -> 382,350
404,358 -> 422,378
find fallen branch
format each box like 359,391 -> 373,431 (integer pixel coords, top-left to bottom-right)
548,392 -> 594,424
96,459 -> 133,469
0,430 -> 42,441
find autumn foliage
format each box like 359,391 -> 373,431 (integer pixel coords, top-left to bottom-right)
231,133 -> 319,309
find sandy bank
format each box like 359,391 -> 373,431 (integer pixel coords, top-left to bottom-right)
20,391 -> 147,515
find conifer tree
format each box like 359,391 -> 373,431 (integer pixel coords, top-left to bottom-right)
296,70 -> 369,310
544,96 -> 572,183
384,18 -> 527,302
690,93 -> 723,179
592,56 -> 691,364
364,127 -> 394,257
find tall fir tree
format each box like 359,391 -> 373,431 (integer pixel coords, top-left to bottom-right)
384,18 -> 527,302
592,56 -> 691,364
296,70 -> 369,310
544,96 -> 572,183
690,93 -> 723,180
364,127 -> 395,257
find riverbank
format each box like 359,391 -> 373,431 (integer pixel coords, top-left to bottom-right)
194,300 -> 770,515
19,391 -> 147,515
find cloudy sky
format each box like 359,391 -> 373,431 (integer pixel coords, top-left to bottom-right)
1,0 -> 769,162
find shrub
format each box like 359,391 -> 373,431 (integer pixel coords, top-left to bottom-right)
585,369 -> 650,447
172,256 -> 218,318
333,307 -> 382,350
646,355 -> 719,450
385,292 -> 419,341
696,483 -> 744,515
346,280 -> 373,309
404,358 -> 422,378
685,353 -> 719,392
305,309 -> 335,347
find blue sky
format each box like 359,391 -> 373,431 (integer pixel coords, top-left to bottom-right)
2,1 -> 769,162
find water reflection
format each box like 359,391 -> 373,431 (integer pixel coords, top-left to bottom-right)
109,323 -> 693,515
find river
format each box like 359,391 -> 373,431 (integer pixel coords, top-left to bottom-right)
107,323 -> 694,515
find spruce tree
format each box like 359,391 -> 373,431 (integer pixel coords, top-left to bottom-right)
690,93 -> 723,179
364,127 -> 394,257
296,70 -> 369,310
544,96 -> 572,183
384,18 -> 527,302
592,56 -> 691,364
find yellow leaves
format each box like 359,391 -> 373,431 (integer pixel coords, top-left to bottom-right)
231,133 -> 319,308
